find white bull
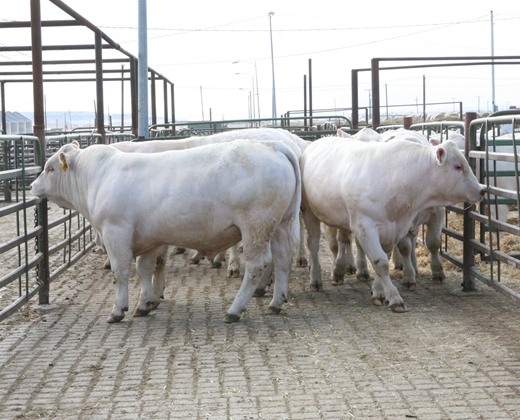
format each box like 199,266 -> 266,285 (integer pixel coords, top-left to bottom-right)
31,139 -> 301,323
301,136 -> 486,312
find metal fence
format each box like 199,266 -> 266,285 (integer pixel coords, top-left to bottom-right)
0,132 -> 135,321
391,114 -> 520,302
1,118 -> 519,321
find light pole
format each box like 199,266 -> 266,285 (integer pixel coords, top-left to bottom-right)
268,11 -> 277,125
235,72 -> 256,119
233,60 -> 261,121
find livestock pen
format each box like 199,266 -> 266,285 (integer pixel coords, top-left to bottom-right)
1,115 -> 519,321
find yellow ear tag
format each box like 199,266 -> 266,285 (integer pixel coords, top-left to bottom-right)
61,162 -> 68,172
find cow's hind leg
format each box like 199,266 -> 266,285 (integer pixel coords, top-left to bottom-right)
397,233 -> 417,291
303,205 -> 323,291
103,236 -> 133,323
224,242 -> 271,323
267,226 -> 294,314
226,244 -> 241,278
356,227 -> 407,312
151,245 -> 169,304
134,249 -> 159,317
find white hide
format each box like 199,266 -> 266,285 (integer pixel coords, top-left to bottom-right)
301,136 -> 486,311
111,127 -> 311,277
32,139 -> 301,323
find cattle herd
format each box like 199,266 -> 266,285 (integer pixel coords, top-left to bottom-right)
30,127 -> 487,323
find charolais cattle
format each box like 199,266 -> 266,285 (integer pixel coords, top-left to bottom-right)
301,136 -> 486,312
111,127 -> 311,281
31,139 -> 301,323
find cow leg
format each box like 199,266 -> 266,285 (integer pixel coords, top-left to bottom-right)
355,238 -> 370,281
189,250 -> 204,265
226,244 -> 241,278
426,208 -> 445,283
267,226 -> 293,314
133,250 -> 160,317
392,246 -> 403,270
355,228 -> 407,312
210,252 -> 223,268
397,233 -> 417,291
295,212 -> 308,267
303,207 -> 323,291
329,228 -> 356,285
224,244 -> 271,323
151,245 -> 169,303
253,262 -> 274,297
103,238 -> 133,323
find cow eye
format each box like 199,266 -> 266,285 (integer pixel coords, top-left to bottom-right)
455,163 -> 463,171
45,166 -> 54,173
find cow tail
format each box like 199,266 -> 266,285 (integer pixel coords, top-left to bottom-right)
272,142 -> 302,257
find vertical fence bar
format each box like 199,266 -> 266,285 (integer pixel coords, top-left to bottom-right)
30,0 -> 49,305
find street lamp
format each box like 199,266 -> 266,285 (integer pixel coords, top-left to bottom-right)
235,72 -> 256,120
268,11 -> 277,125
232,60 -> 261,121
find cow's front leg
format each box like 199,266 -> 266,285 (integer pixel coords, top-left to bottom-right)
426,208 -> 445,283
151,245 -> 169,302
355,238 -> 370,281
356,227 -> 407,312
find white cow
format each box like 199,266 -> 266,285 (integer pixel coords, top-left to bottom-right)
111,127 -> 311,279
31,139 -> 301,323
301,136 -> 486,312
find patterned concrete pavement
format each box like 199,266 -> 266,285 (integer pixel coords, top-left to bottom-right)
1,245 -> 519,419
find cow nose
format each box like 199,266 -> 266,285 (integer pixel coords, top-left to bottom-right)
480,187 -> 487,198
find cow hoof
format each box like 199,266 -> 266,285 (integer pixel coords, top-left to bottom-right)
296,258 -> 308,267
107,314 -> 125,323
103,258 -> 111,269
147,301 -> 160,310
390,303 -> 410,313
310,284 -> 323,292
432,273 -> 446,284
224,313 -> 241,323
132,308 -> 151,317
371,297 -> 385,307
331,274 -> 344,286
227,269 -> 240,278
174,247 -> 186,254
357,273 -> 370,282
402,283 -> 416,292
211,261 -> 223,269
346,266 -> 357,275
253,288 -> 267,297
268,305 -> 282,314
188,258 -> 201,265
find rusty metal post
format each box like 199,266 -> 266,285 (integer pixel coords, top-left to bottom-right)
94,33 -> 106,143
31,0 -> 50,305
403,116 -> 413,129
462,111 -> 479,291
351,70 -> 359,129
371,58 -> 380,128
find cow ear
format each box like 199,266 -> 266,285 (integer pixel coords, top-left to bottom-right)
59,152 -> 69,172
430,138 -> 441,146
71,140 -> 80,148
435,146 -> 447,165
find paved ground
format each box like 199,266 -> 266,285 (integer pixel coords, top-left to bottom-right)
1,244 -> 520,419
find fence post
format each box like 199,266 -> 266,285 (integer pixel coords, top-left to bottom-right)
462,112 -> 478,291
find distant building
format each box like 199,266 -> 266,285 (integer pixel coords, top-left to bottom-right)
1,112 -> 33,134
